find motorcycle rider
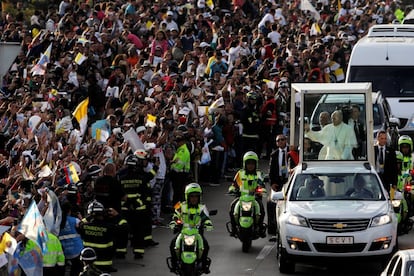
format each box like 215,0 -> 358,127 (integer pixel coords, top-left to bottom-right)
117,150 -> 158,259
228,151 -> 266,238
399,135 -> 414,172
392,150 -> 410,233
169,183 -> 213,274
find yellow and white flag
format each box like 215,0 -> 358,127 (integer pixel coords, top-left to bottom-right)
206,0 -> 214,10
72,98 -> 89,136
74,52 -> 87,65
146,114 -> 157,128
209,97 -> 224,109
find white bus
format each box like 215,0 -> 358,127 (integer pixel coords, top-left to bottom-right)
345,24 -> 414,126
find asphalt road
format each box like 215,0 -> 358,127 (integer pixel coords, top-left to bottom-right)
111,159 -> 414,276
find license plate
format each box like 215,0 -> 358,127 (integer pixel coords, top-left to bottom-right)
326,236 -> 354,244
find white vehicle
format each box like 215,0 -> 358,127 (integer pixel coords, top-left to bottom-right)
273,83 -> 398,274
380,249 -> 414,276
345,24 -> 414,126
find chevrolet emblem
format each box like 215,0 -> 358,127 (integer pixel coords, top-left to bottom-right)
333,223 -> 347,229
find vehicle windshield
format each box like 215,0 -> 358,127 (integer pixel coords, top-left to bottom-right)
290,173 -> 385,201
348,66 -> 414,97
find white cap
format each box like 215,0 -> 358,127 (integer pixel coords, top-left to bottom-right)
199,42 -> 210,48
167,11 -> 174,16
136,126 -> 146,133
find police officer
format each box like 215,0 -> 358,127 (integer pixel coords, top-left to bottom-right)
117,150 -> 158,259
170,134 -> 191,206
79,201 -> 117,273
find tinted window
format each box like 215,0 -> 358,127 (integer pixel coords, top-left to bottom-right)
348,66 -> 414,97
408,260 -> 414,276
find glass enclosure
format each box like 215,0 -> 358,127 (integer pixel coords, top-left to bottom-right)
303,93 -> 368,162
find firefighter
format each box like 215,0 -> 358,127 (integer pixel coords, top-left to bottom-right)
79,201 -> 117,273
117,150 -> 158,259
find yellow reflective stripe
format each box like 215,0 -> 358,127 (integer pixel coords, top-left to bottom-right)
242,134 -> 259,138
121,207 -> 128,210
118,219 -> 127,225
136,205 -> 146,210
133,249 -> 144,253
83,241 -> 113,248
94,260 -> 113,266
116,248 -> 127,253
144,235 -> 152,240
146,197 -> 151,201
150,169 -> 156,176
127,194 -> 140,198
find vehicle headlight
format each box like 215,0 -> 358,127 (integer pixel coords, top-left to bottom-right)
287,215 -> 309,227
392,199 -> 401,208
241,201 -> 253,211
371,214 -> 391,227
184,235 -> 196,246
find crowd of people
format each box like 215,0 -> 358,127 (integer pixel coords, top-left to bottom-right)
0,0 -> 412,273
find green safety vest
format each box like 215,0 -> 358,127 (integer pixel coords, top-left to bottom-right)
171,143 -> 191,173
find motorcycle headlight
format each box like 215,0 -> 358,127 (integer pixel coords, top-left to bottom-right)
241,201 -> 253,211
184,234 -> 196,246
287,215 -> 309,227
371,214 -> 391,227
392,199 -> 402,208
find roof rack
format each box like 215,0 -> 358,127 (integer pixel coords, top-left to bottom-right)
367,24 -> 414,37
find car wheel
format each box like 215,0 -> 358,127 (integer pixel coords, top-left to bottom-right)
276,232 -> 295,274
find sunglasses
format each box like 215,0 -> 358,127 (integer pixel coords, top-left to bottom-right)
276,138 -> 286,142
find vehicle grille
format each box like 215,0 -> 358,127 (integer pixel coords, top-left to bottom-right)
308,219 -> 370,232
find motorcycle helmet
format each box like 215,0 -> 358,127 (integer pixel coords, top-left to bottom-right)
80,247 -> 97,261
134,149 -> 148,160
243,151 -> 259,170
398,135 -> 413,152
395,151 -> 403,163
246,91 -> 258,101
184,183 -> 202,203
87,200 -> 105,215
124,154 -> 139,166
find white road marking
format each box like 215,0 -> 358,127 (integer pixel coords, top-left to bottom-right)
256,244 -> 275,260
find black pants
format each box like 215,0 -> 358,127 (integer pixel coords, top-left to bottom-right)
124,208 -> 150,255
209,150 -> 224,184
171,171 -> 190,206
258,125 -> 277,158
242,136 -> 260,156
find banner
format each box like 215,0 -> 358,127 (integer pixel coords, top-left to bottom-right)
17,201 -> 49,254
